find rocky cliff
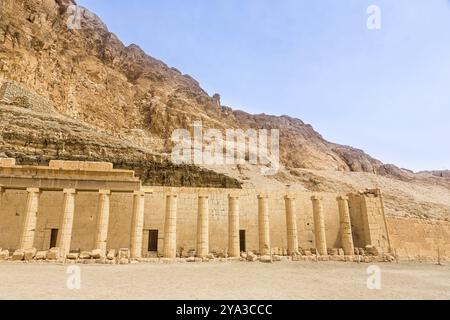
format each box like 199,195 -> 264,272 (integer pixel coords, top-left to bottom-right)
0,0 -> 404,176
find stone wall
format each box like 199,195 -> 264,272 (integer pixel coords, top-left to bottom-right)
387,217 -> 450,262
0,186 -> 389,257
0,80 -> 54,113
0,159 -> 392,259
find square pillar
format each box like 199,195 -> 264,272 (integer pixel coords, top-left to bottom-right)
196,195 -> 209,258
163,193 -> 178,259
311,195 -> 327,256
337,196 -> 355,256
285,195 -> 299,255
94,190 -> 111,254
57,189 -> 77,258
258,194 -> 271,255
130,191 -> 147,259
228,195 -> 240,258
19,188 -> 41,250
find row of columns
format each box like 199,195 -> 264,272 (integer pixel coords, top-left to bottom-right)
163,193 -> 355,259
5,188 -> 147,259
3,187 -> 355,259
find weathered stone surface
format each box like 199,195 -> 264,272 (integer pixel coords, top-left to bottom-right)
47,248 -> 60,260
80,251 -> 92,260
0,250 -> 10,261
35,251 -> 47,260
67,253 -> 79,260
91,249 -> 105,259
118,248 -> 130,260
107,250 -> 116,260
365,245 -> 380,256
246,252 -> 258,262
12,250 -> 25,261
259,255 -> 273,263
24,248 -> 37,261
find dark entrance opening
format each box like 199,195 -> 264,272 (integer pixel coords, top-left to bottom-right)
50,229 -> 59,249
239,230 -> 246,253
148,230 -> 159,252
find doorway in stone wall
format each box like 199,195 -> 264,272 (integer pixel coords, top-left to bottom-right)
148,230 -> 159,252
240,230 -> 246,253
50,229 -> 59,249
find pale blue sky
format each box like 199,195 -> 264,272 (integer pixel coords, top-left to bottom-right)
77,0 -> 450,172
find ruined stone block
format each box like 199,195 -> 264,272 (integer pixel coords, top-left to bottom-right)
107,250 -> 116,260
79,251 -> 92,259
12,250 -> 25,261
47,248 -> 60,260
0,250 -> 10,261
24,248 -> 37,261
91,249 -> 105,259
67,253 -> 79,260
259,255 -> 273,263
0,158 -> 16,167
118,248 -> 130,259
35,251 -> 47,260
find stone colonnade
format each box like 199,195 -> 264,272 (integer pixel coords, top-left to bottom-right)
1,187 -> 356,259
165,192 -> 356,259
1,187 -> 151,259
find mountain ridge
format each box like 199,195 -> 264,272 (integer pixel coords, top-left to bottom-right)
0,0 -> 431,179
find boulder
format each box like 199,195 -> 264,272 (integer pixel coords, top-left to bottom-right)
0,250 -> 10,261
119,258 -> 129,265
365,245 -> 380,256
79,251 -> 91,259
35,251 -> 47,260
91,249 -> 105,259
107,250 -> 116,260
259,255 -> 273,263
187,257 -> 196,263
327,248 -> 339,256
240,252 -> 248,259
67,253 -> 79,260
24,248 -> 37,261
303,250 -> 312,257
47,247 -> 60,260
118,248 -> 130,259
12,250 -> 25,261
272,255 -> 282,262
246,252 -> 258,262
338,249 -> 345,256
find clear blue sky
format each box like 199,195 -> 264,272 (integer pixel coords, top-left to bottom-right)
77,0 -> 450,172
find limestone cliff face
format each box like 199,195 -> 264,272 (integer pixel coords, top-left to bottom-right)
0,0 -> 403,176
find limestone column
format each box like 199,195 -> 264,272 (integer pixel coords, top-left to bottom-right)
0,187 -> 5,228
130,191 -> 146,259
0,186 -> 4,212
94,190 -> 111,253
228,195 -> 240,258
196,195 -> 209,258
337,196 -> 355,256
258,194 -> 271,255
285,195 -> 299,255
311,195 -> 327,256
58,189 -> 77,257
19,188 -> 41,250
163,193 -> 178,259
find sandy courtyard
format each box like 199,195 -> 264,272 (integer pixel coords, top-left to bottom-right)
0,261 -> 449,300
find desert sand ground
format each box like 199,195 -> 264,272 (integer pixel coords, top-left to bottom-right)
0,261 -> 449,300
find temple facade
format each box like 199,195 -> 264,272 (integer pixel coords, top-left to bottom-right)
0,158 -> 394,261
